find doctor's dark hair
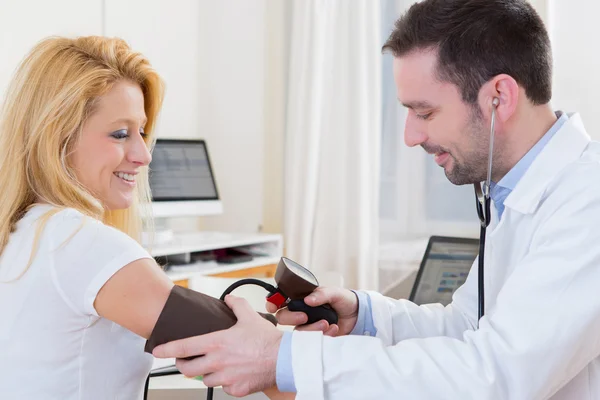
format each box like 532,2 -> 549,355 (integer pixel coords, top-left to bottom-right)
383,0 -> 552,105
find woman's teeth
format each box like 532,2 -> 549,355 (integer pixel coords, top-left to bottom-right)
114,172 -> 135,182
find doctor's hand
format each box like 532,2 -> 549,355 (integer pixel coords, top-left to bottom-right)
266,287 -> 358,336
153,295 -> 283,398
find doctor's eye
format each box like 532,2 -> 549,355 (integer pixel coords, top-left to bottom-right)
416,112 -> 432,121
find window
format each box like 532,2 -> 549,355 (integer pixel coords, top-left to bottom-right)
379,0 -> 479,241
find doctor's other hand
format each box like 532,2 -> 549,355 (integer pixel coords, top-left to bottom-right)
265,287 -> 358,336
153,295 -> 283,397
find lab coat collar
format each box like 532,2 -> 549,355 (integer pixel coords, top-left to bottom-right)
503,113 -> 591,214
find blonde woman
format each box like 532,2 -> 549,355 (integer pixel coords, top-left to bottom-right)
0,36 -> 178,399
0,36 -> 294,400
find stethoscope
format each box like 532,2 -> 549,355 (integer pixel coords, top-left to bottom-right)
473,97 -> 499,324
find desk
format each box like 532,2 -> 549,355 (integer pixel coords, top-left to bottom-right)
148,375 -> 269,400
150,231 -> 284,287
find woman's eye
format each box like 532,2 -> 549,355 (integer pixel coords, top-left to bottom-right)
140,130 -> 148,139
111,129 -> 129,139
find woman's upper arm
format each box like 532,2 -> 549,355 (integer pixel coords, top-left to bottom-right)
48,210 -> 174,339
94,257 -> 174,339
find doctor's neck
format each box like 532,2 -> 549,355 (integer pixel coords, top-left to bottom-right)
491,102 -> 558,182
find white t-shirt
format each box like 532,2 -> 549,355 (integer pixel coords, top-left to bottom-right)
0,204 -> 154,400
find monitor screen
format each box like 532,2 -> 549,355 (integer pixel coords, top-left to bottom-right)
149,139 -> 219,201
410,237 -> 478,306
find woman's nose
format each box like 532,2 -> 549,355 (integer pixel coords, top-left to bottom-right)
127,136 -> 152,166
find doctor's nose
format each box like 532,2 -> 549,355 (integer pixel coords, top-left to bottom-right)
404,116 -> 428,147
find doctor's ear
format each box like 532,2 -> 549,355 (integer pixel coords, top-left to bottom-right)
479,74 -> 519,123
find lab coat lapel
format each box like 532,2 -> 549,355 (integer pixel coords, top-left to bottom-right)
484,113 -> 591,307
503,113 -> 591,214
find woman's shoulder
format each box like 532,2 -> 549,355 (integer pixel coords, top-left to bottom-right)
23,203 -> 94,223
24,204 -> 133,248
26,204 -> 101,233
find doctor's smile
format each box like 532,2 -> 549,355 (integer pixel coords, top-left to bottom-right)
433,151 -> 450,166
421,144 -> 452,167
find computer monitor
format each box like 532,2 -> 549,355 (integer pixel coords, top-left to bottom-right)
149,139 -> 223,218
409,236 -> 479,306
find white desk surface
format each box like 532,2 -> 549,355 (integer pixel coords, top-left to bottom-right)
150,231 -> 282,258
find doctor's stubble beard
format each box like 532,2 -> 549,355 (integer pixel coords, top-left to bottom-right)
422,106 -> 492,186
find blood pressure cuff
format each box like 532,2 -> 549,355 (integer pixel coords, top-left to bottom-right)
144,285 -> 277,354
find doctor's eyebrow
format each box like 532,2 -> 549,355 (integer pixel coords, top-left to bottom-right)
399,99 -> 436,110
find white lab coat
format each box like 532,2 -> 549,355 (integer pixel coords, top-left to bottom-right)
290,113 -> 600,400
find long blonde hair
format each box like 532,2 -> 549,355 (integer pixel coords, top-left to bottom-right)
0,36 -> 164,267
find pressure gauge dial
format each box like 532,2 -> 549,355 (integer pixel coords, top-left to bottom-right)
275,257 -> 320,299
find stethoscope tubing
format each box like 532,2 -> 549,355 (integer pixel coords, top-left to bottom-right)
473,98 -> 498,325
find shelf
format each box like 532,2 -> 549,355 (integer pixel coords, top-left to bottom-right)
149,231 -> 282,258
164,256 -> 280,281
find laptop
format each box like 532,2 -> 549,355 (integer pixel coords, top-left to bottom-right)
408,236 -> 479,306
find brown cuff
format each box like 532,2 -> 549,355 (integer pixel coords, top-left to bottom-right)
145,285 -> 276,354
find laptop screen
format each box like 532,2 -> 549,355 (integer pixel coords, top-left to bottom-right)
410,237 -> 479,306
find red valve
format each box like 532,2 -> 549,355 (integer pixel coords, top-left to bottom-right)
266,292 -> 287,309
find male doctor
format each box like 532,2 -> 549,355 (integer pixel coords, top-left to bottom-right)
153,0 -> 600,398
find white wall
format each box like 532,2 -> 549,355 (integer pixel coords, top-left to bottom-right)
528,0 -> 547,21
105,0 -> 202,141
107,0 -> 285,234
0,0 -> 102,101
0,0 -> 286,235
196,0 -> 279,234
548,1 -> 600,140
261,0 -> 289,235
